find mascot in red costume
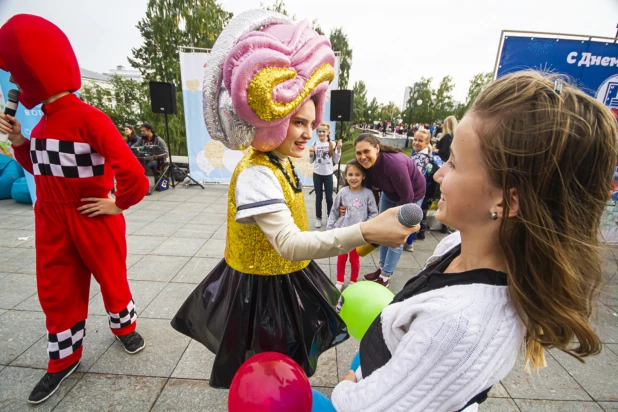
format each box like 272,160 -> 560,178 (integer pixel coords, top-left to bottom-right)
0,14 -> 150,404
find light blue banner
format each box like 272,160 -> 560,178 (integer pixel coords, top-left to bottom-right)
0,69 -> 38,204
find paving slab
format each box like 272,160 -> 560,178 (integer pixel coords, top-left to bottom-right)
151,378 -> 228,411
309,346 -> 338,387
54,373 -> 166,412
606,343 -> 618,356
89,318 -> 190,377
0,310 -> 46,365
0,366 -> 82,411
599,402 -> 618,411
11,315 -> 115,373
140,283 -> 196,319
171,339 -> 214,380
501,353 -> 591,400
134,221 -> 185,237
170,201 -> 210,214
550,347 -> 618,402
170,257 -> 221,283
150,236 -> 207,257
128,255 -> 190,282
0,247 -> 36,272
488,382 -> 510,398
592,304 -> 618,344
195,238 -> 226,258
335,336 -> 360,378
481,397 -> 520,411
125,235 -> 167,255
172,223 -> 218,239
513,399 -> 603,411
0,273 -> 36,309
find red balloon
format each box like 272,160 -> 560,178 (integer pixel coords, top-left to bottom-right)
228,352 -> 313,412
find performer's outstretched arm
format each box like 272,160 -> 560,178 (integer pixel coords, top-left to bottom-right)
254,209 -> 366,261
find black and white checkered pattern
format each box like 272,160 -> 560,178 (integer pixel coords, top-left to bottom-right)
30,138 -> 105,178
107,299 -> 137,329
47,320 -> 86,360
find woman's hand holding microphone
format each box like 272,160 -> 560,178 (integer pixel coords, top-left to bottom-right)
359,205 -> 421,249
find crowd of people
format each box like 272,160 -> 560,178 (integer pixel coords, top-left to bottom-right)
0,11 -> 616,412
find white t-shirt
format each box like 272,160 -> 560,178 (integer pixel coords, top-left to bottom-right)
309,141 -> 341,176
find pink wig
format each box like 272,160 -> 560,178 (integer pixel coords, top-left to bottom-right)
222,20 -> 335,152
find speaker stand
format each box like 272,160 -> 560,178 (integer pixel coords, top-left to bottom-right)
148,112 -> 205,195
334,120 -> 343,194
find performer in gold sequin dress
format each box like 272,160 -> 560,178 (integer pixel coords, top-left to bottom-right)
171,10 -> 418,389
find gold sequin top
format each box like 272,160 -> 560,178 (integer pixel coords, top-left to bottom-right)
225,149 -> 310,275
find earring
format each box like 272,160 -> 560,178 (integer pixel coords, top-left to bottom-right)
490,212 -> 498,221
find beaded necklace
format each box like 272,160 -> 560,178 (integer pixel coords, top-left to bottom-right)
266,151 -> 303,193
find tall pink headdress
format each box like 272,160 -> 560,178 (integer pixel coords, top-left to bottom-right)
203,10 -> 335,152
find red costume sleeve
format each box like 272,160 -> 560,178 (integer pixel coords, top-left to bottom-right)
85,111 -> 149,210
12,138 -> 34,175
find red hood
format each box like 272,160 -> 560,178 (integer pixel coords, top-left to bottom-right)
0,14 -> 81,109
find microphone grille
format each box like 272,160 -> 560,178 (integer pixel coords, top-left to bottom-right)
8,89 -> 21,101
398,203 -> 424,227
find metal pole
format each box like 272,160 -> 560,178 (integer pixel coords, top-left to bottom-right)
335,120 -> 343,194
164,112 -> 175,187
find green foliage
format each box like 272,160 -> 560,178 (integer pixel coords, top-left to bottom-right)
329,27 -> 353,90
401,75 -> 457,124
433,75 -> 456,122
128,0 -> 232,155
456,72 -> 493,119
79,76 -> 146,132
261,0 -> 295,19
352,81 -> 368,122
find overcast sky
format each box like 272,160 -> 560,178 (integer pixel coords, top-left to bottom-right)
1,0 -> 617,105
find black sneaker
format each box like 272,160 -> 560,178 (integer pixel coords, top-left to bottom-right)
28,360 -> 80,404
116,331 -> 145,354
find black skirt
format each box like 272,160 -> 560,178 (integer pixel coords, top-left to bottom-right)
171,259 -> 349,388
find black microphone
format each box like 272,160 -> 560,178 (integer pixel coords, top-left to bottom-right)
4,89 -> 20,117
356,203 -> 423,257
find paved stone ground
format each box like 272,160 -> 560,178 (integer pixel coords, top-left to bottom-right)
0,183 -> 617,411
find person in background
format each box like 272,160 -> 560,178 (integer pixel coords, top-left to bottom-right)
134,122 -> 168,176
354,134 -> 426,288
327,160 -> 378,292
435,116 -> 456,163
309,121 -> 342,228
123,125 -> 139,147
404,129 -> 440,251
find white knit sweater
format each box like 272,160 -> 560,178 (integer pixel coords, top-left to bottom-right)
331,233 -> 526,412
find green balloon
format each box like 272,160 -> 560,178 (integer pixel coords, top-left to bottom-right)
339,281 -> 394,340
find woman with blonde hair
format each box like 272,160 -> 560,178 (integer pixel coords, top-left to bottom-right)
309,120 -> 342,228
435,115 -> 457,163
331,71 -> 617,411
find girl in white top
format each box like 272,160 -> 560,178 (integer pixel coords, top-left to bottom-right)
309,121 -> 342,228
331,71 -> 617,411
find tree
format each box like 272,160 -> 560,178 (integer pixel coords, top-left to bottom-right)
80,75 -> 147,132
129,0 -> 232,155
352,81 -> 368,122
403,78 -> 433,124
456,72 -> 493,119
329,28 -> 353,90
433,75 -> 456,122
366,97 -> 379,123
261,0 -> 295,19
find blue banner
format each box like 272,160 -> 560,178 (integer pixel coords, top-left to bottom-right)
496,34 -> 618,243
0,70 -> 38,204
497,35 -> 618,118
